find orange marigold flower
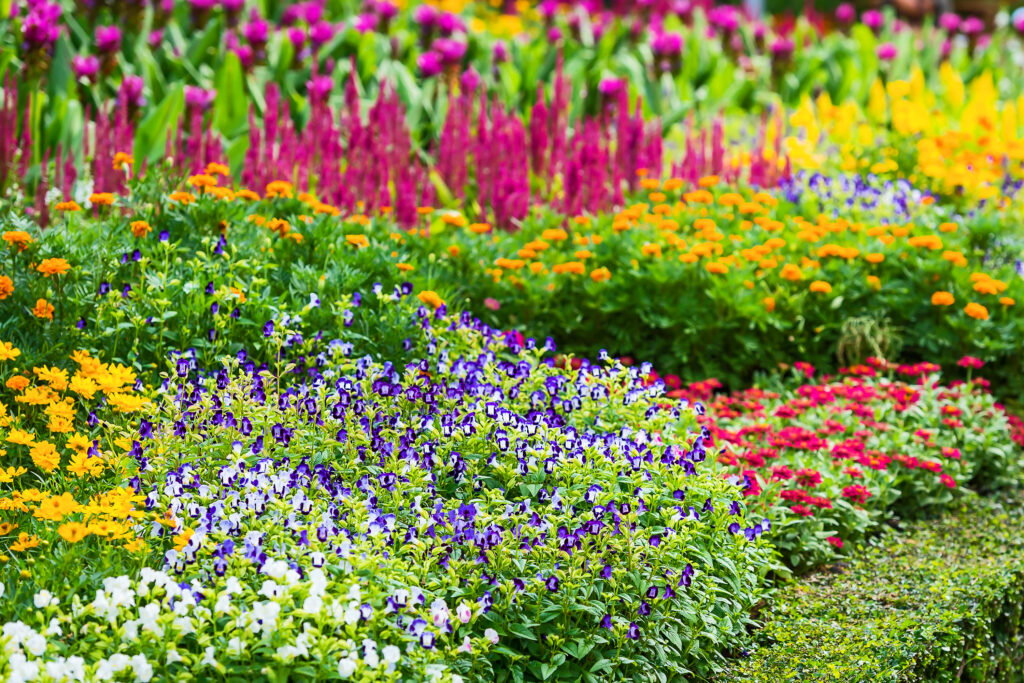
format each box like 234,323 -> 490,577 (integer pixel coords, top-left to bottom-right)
907,235 -> 943,250
6,376 -> 30,392
417,290 -> 445,309
396,263 -> 415,272
468,223 -> 491,234
809,280 -> 832,294
265,181 -> 294,198
931,291 -> 955,306
32,299 -> 54,320
1000,297 -> 1015,306
89,192 -> 116,206
640,243 -> 662,258
552,261 -> 586,275
0,275 -> 13,300
188,174 -> 217,188
112,152 -> 134,169
762,296 -> 776,312
345,234 -> 369,248
780,264 -> 803,281
2,230 -> 34,250
865,252 -> 885,264
168,191 -> 195,204
542,228 -> 569,242
590,267 -> 611,282
698,175 -> 719,188
205,162 -> 230,176
36,258 -> 70,277
130,220 -> 152,238
705,261 -> 729,274
964,302 -> 989,320
54,200 -> 82,212
938,222 -> 958,233
447,245 -> 460,257
416,206 -> 435,215
236,189 -> 261,201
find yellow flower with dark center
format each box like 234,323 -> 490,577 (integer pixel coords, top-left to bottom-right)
57,522 -> 91,543
34,492 -> 82,520
10,533 -> 40,552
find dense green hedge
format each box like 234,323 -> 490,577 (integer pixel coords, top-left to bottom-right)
720,493 -> 1024,682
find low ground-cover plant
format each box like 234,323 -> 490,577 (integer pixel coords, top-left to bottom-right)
720,492 -> 1024,682
0,292 -> 775,681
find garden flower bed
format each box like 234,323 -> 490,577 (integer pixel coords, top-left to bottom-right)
2,0 -> 1024,680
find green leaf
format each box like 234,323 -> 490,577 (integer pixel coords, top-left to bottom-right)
214,53 -> 248,137
134,85 -> 184,166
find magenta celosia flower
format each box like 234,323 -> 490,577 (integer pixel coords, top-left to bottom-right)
493,41 -> 508,63
598,78 -> 624,96
938,12 -> 960,31
242,18 -> 269,45
221,0 -> 244,12
412,4 -> 438,26
21,2 -> 62,51
861,9 -> 883,30
835,3 -> 855,23
118,75 -> 145,109
72,54 -> 99,79
148,29 -> 164,47
309,21 -> 334,46
417,51 -> 442,77
437,12 -> 465,34
876,42 -> 897,60
286,26 -> 306,47
460,67 -> 480,92
184,85 -> 216,109
307,75 -> 332,99
376,1 -> 398,20
433,38 -> 466,65
770,37 -> 794,58
652,32 -> 683,55
960,16 -> 984,35
94,25 -> 122,53
354,13 -> 378,33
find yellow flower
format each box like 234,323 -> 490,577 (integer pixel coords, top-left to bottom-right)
34,492 -> 82,521
0,466 -> 26,483
65,433 -> 91,454
57,522 -> 91,543
809,280 -> 832,294
0,341 -> 20,361
6,428 -> 35,445
106,393 -> 148,413
32,299 -> 55,320
417,291 -> 445,309
29,440 -> 61,472
67,451 -> 105,478
33,366 -> 69,391
10,532 -> 40,552
964,302 -> 989,320
68,375 -> 99,399
931,291 -> 955,306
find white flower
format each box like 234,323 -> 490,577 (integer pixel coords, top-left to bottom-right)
131,654 -> 154,682
137,603 -> 162,634
0,582 -> 5,600
261,559 -> 289,580
226,637 -> 245,656
258,580 -> 283,600
201,646 -> 219,668
7,653 -> 40,683
343,607 -> 360,625
382,645 -> 401,664
456,602 -> 472,623
165,649 -> 183,665
364,648 -> 380,668
337,658 -> 357,679
302,595 -> 323,614
24,631 -> 46,657
458,636 -> 472,653
33,590 -> 57,609
485,628 -> 499,644
44,618 -> 62,638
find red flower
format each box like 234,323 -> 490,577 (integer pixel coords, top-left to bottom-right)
790,505 -> 814,517
956,356 -> 984,369
770,466 -> 795,481
795,468 -> 823,489
794,361 -> 815,377
841,484 -> 872,504
940,474 -> 957,488
826,536 -> 843,549
941,447 -> 961,460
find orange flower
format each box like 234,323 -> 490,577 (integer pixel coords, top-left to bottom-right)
130,221 -> 152,238
345,234 -> 370,248
865,253 -> 885,264
0,275 -> 13,300
32,299 -> 54,320
205,162 -> 230,176
417,291 -> 445,309
809,280 -> 832,294
698,175 -> 719,188
396,263 -> 415,272
36,258 -> 70,277
168,191 -> 195,204
552,261 -> 586,275
265,181 -> 294,198
54,200 -> 82,212
2,230 -> 33,250
89,192 -> 116,206
931,291 -> 955,306
10,532 -> 40,552
640,244 -> 662,258
705,262 -> 729,274
447,245 -> 460,257
590,267 -> 611,282
964,302 -> 989,320
1000,297 -> 1015,306
236,189 -> 261,201
542,228 -> 569,242
188,174 -> 217,189
762,296 -> 776,312
416,206 -> 435,215
938,222 -> 958,233
6,376 -> 30,391
469,223 -> 491,234
112,152 -> 134,169
780,264 -> 803,281
907,235 -> 943,250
